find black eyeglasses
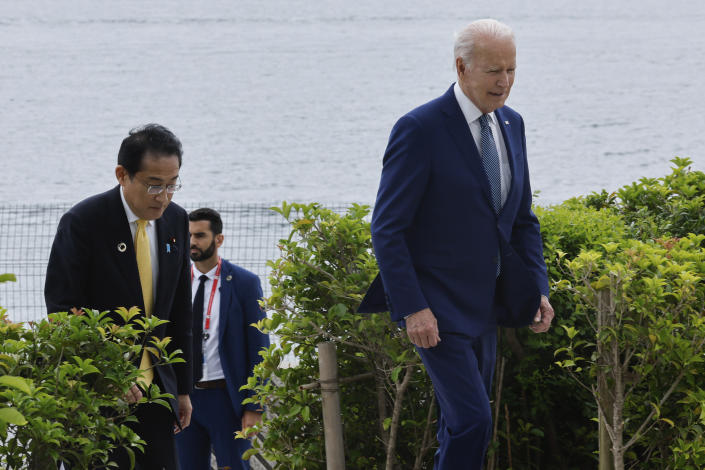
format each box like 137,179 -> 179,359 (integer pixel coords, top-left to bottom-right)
135,177 -> 182,195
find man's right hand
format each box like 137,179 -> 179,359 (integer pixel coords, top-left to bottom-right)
406,308 -> 441,348
124,384 -> 143,404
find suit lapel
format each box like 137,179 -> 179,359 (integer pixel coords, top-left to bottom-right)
155,210 -> 170,315
106,186 -> 144,305
494,107 -> 519,213
218,263 -> 233,343
439,87 -> 495,209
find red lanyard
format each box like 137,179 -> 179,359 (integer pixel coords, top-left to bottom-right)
191,257 -> 222,331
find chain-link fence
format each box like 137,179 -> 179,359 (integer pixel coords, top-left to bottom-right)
0,201 -> 352,323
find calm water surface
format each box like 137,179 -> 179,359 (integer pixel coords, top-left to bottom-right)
1,0 -> 703,206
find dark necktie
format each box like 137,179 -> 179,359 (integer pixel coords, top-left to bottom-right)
479,113 -> 502,214
192,274 -> 208,383
479,114 -> 502,276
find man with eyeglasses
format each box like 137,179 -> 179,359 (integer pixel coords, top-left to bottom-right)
45,123 -> 193,469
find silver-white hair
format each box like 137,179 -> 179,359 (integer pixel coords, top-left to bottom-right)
454,19 -> 515,66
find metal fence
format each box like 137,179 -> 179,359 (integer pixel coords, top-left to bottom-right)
0,201 -> 350,323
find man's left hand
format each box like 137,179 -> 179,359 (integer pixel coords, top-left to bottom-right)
173,394 -> 192,434
241,410 -> 263,436
529,295 -> 554,333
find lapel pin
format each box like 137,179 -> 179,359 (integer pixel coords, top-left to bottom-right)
226,275 -> 232,281
504,120 -> 510,125
166,243 -> 171,253
117,242 -> 127,253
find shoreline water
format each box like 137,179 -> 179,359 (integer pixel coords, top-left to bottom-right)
1,0 -> 703,207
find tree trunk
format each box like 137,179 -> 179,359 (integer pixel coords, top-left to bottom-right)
318,342 -> 345,470
385,365 -> 413,470
374,366 -> 389,447
610,312 -> 625,470
597,290 -> 616,470
598,406 -> 614,470
412,392 -> 436,470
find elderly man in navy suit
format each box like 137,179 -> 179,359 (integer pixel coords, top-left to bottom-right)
359,19 -> 555,469
176,208 -> 269,469
45,124 -> 193,469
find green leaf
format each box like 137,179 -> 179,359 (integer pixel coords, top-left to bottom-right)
391,365 -> 402,383
561,325 -> 578,340
651,402 -> 661,418
0,375 -> 31,394
127,447 -> 136,470
150,399 -> 171,409
0,407 -> 27,425
287,404 -> 302,418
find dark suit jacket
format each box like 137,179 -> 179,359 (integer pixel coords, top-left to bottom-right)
45,185 -> 193,416
202,259 -> 269,417
359,84 -> 549,335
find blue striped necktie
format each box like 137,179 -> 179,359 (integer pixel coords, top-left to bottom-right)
479,113 -> 502,214
479,113 -> 502,276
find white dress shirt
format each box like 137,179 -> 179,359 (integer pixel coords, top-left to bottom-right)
453,82 -> 512,206
191,263 -> 225,381
120,188 -> 159,300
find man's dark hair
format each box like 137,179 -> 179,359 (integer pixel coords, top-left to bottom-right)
117,123 -> 183,176
189,208 -> 223,235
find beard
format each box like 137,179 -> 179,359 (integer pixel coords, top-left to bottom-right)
190,239 -> 216,262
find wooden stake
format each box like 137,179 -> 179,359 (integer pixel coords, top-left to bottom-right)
318,342 -> 345,470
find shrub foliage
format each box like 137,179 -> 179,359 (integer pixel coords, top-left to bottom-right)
244,202 -> 436,469
0,294 -> 181,469
492,157 -> 705,469
247,158 -> 705,469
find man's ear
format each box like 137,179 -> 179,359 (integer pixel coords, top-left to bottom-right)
115,165 -> 128,186
455,57 -> 465,75
215,233 -> 224,248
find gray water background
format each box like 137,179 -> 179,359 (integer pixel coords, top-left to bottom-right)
0,0 -> 704,206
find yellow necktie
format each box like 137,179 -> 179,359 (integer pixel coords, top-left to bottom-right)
135,219 -> 154,387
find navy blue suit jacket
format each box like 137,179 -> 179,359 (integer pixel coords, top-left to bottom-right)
360,85 -> 549,335
44,185 -> 193,415
208,259 -> 269,417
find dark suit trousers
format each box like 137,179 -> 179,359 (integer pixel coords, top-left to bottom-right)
175,387 -> 251,470
416,330 -> 496,470
109,384 -> 179,470
59,393 -> 177,470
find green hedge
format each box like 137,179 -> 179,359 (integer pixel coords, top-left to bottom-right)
492,157 -> 705,469
244,203 -> 435,469
0,291 -> 180,469
244,158 -> 705,469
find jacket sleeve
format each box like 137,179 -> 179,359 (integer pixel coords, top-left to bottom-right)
240,273 -> 269,413
44,210 -> 89,315
510,116 -> 550,297
370,115 -> 431,321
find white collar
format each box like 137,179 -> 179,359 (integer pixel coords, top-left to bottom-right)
192,262 -> 218,281
120,186 -> 153,227
453,82 -> 498,127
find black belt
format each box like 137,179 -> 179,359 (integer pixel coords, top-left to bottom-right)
194,378 -> 227,390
